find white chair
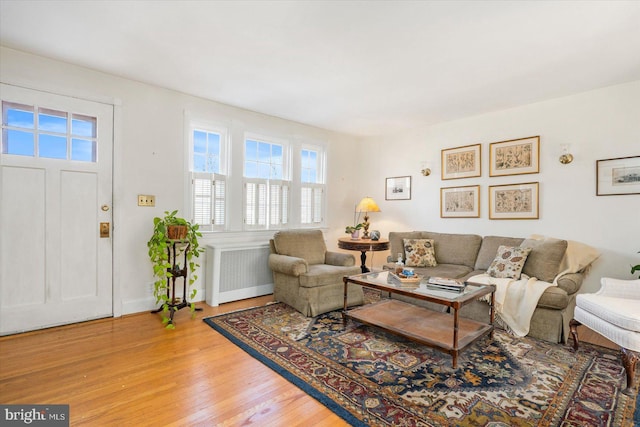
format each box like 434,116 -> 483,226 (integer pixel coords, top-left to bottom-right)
570,277 -> 640,395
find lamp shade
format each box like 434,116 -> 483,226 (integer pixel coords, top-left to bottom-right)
356,197 -> 380,213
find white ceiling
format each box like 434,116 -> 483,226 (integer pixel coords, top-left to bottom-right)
1,1 -> 639,137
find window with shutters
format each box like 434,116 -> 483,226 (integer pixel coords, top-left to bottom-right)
243,136 -> 290,230
300,146 -> 325,225
189,125 -> 228,231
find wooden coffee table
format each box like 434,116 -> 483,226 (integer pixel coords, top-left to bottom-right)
343,270 -> 495,368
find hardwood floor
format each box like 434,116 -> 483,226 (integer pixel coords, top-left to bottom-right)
0,296 -> 618,426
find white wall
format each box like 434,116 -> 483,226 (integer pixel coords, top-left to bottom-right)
2,46 -> 638,315
357,80 -> 640,293
0,47 -> 362,315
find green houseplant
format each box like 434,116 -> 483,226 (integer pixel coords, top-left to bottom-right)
147,210 -> 203,328
345,223 -> 363,238
632,251 -> 640,278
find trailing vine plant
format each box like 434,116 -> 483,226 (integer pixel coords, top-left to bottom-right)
147,210 -> 203,328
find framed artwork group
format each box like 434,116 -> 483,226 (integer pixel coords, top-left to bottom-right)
440,136 -> 540,220
397,136 -> 635,219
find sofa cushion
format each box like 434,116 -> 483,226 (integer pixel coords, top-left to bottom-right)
422,231 -> 482,268
475,236 -> 524,270
520,236 -> 568,282
487,245 -> 532,279
403,238 -> 437,267
273,229 -> 326,265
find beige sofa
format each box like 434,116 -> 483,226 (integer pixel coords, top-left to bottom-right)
269,229 -> 363,316
384,231 -> 588,343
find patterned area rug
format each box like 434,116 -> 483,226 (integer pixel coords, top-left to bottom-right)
204,300 -> 639,426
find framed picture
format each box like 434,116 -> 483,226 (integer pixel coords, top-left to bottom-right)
385,176 -> 411,200
489,136 -> 540,177
596,156 -> 640,196
440,185 -> 480,218
441,144 -> 481,180
489,182 -> 539,220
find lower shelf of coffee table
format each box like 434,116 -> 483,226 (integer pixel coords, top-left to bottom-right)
345,299 -> 492,352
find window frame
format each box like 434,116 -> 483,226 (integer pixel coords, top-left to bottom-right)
299,143 -> 326,227
186,118 -> 230,231
242,133 -> 291,230
2,101 -> 98,162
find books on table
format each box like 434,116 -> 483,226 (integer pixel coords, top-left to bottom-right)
426,276 -> 467,293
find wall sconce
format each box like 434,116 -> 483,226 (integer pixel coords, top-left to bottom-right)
420,161 -> 431,176
559,144 -> 574,164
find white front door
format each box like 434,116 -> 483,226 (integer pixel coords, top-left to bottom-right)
0,84 -> 113,335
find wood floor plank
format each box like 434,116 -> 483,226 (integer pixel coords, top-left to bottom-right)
0,295 -> 616,426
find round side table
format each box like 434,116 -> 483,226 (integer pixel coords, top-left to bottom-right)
338,237 -> 390,273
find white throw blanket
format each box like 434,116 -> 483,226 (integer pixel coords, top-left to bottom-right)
468,273 -> 555,337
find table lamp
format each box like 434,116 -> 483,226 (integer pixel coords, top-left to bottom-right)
356,197 -> 380,239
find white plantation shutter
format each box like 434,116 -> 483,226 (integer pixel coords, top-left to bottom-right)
313,186 -> 323,223
301,184 -> 323,225
213,179 -> 225,226
270,184 -> 281,226
245,181 -> 257,226
244,180 -> 268,228
244,179 -> 289,229
269,181 -> 289,227
193,177 -> 211,225
282,185 -> 289,225
257,182 -> 267,226
301,187 -> 312,224
192,172 -> 225,230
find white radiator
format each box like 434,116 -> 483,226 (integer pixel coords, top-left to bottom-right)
205,243 -> 274,306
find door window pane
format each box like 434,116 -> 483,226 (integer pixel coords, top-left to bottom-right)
39,134 -> 67,159
71,138 -> 96,162
38,109 -> 67,133
2,129 -> 35,156
71,115 -> 96,138
5,105 -> 34,129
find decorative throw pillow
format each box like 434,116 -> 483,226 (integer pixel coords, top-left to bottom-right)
403,238 -> 437,267
487,245 -> 532,279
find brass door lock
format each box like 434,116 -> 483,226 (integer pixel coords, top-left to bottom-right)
100,222 -> 110,238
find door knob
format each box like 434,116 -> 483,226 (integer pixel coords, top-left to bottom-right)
101,205 -> 110,212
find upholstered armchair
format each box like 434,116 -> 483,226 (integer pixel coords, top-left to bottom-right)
269,229 -> 363,316
570,277 -> 640,395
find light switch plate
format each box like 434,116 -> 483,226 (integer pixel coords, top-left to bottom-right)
138,195 -> 155,206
